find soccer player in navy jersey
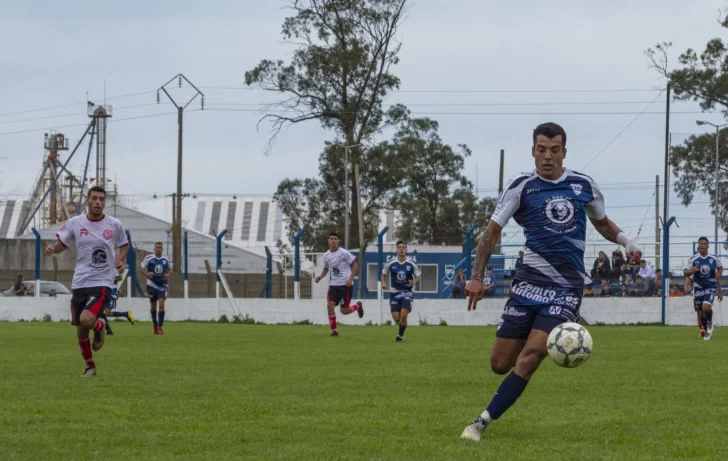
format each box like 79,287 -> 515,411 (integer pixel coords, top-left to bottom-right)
102,273 -> 136,336
460,122 -> 642,440
141,243 -> 172,335
381,241 -> 421,342
684,236 -> 723,340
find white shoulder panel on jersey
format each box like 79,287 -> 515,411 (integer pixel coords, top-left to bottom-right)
490,172 -> 535,227
569,170 -> 606,220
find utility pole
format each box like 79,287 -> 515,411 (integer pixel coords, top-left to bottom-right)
157,74 -> 204,273
655,175 -> 660,269
663,83 -> 670,224
494,149 -> 505,255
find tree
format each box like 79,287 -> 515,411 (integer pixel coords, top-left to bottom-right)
646,14 -> 728,239
389,117 -> 495,244
246,0 -> 409,262
669,130 -> 728,236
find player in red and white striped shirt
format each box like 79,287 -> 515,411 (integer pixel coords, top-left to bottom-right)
45,186 -> 129,377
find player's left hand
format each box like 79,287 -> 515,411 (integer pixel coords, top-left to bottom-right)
409,280 -> 417,287
163,273 -> 170,279
465,279 -> 485,311
115,259 -> 125,271
719,291 -> 724,302
345,278 -> 353,287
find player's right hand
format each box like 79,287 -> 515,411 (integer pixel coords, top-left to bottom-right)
465,279 -> 485,311
314,276 -> 321,283
381,283 -> 387,291
44,245 -> 54,257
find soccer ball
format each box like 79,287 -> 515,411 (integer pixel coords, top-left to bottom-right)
546,322 -> 593,368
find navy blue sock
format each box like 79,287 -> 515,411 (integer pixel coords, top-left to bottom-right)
707,310 -> 713,324
484,371 -> 529,420
398,323 -> 406,337
112,311 -> 126,318
159,310 -> 165,327
151,309 -> 158,327
702,315 -> 708,329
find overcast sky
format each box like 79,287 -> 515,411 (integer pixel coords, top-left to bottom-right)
0,0 -> 725,244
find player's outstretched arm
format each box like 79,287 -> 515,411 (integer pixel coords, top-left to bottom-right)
315,268 -> 329,283
45,240 -> 67,256
347,261 -> 358,286
589,216 -> 641,262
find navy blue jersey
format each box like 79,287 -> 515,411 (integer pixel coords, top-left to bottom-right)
491,169 -> 606,289
382,257 -> 421,293
685,253 -> 723,290
141,255 -> 172,289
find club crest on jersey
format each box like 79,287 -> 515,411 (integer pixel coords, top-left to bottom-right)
570,184 -> 582,195
90,247 -> 108,268
80,228 -> 88,236
541,196 -> 577,230
700,264 -> 711,276
154,265 -> 164,274
396,271 -> 407,282
103,229 -> 113,239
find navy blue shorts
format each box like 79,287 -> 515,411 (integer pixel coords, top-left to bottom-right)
109,296 -> 118,310
496,280 -> 582,340
693,288 -> 717,311
389,292 -> 414,313
147,286 -> 168,303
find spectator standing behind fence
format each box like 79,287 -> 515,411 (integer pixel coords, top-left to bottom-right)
622,258 -> 640,283
590,251 -> 611,284
13,275 -> 27,296
452,269 -> 466,299
483,267 -> 495,297
611,251 -> 626,283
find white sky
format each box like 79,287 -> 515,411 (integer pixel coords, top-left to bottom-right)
0,0 -> 726,250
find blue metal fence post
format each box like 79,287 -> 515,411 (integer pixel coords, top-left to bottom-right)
662,217 -> 677,325
265,246 -> 273,299
377,227 -> 389,298
183,231 -> 189,299
294,230 -> 305,300
464,224 -> 478,279
215,230 -> 228,299
125,230 -> 136,297
31,228 -> 41,298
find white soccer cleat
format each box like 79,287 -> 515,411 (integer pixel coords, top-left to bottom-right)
705,324 -> 713,340
460,421 -> 486,441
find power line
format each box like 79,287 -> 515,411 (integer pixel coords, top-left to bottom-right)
580,90 -> 665,171
200,86 -> 663,94
207,100 -> 672,108
0,90 -> 157,118
203,107 -> 702,116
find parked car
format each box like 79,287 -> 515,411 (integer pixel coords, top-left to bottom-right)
2,281 -> 71,297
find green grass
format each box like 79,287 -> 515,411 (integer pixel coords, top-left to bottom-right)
0,322 -> 727,460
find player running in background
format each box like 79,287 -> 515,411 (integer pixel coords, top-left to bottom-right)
45,186 -> 129,377
684,236 -> 723,340
140,242 -> 172,335
460,123 -> 642,440
381,240 -> 421,342
314,233 -> 364,336
102,273 -> 136,336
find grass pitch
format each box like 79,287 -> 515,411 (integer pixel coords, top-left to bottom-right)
0,322 -> 726,460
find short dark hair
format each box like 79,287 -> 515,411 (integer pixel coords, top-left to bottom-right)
329,232 -> 339,238
87,186 -> 106,198
533,122 -> 567,147
154,242 -> 163,246
699,236 -> 709,244
396,240 -> 407,247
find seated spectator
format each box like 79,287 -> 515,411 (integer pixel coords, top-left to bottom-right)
590,251 -> 611,285
622,259 -> 640,284
483,267 -> 496,297
639,260 -> 656,281
49,289 -> 57,298
583,285 -> 598,297
452,269 -> 466,299
648,275 -> 663,297
611,250 -> 626,283
669,284 -> 684,297
600,282 -> 614,297
631,275 -> 649,297
618,283 -> 629,297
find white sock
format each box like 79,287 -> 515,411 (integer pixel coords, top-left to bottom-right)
479,410 -> 493,424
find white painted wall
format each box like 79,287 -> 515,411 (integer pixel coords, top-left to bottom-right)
0,297 -> 722,327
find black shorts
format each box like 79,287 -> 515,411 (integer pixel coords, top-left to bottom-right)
328,285 -> 353,308
70,287 -> 112,325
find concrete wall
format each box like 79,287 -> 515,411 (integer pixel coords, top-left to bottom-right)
0,296 -> 715,327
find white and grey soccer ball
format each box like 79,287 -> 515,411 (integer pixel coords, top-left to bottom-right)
546,322 -> 593,368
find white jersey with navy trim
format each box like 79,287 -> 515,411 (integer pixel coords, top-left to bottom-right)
685,253 -> 723,290
491,168 -> 606,289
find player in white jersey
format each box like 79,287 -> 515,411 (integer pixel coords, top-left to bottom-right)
314,232 -> 364,336
460,123 -> 642,441
45,186 -> 129,377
